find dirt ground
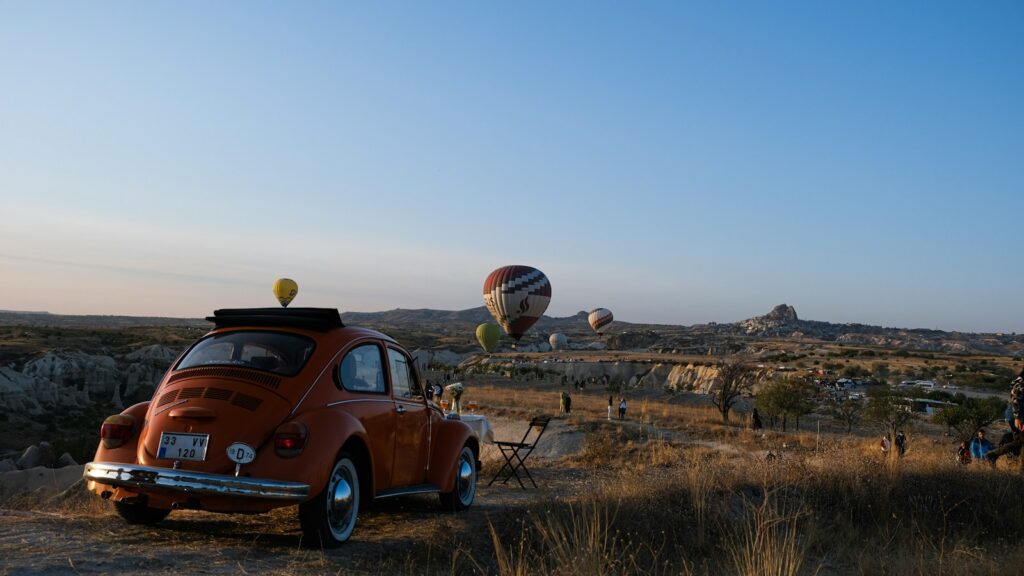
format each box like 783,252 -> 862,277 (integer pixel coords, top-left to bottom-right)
3,374 -> 1004,576
0,411 -> 597,576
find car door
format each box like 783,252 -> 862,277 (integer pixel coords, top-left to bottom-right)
335,342 -> 396,493
387,347 -> 430,487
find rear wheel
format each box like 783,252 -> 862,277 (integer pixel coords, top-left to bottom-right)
440,446 -> 477,511
299,453 -> 360,548
113,501 -> 171,525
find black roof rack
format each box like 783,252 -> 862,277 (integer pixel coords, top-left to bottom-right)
207,308 -> 344,332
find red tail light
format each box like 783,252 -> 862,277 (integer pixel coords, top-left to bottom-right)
100,414 -> 136,449
274,421 -> 308,458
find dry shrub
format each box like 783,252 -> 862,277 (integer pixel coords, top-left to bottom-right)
483,501 -> 637,576
726,487 -> 814,576
682,450 -> 720,546
573,422 -> 674,470
486,521 -> 531,576
533,501 -> 623,576
641,438 -> 680,469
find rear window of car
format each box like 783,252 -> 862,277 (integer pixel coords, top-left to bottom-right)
175,331 -> 316,377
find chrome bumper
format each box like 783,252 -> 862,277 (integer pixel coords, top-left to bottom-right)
84,462 -> 310,501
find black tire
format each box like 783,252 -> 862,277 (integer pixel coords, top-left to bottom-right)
299,453 -> 360,548
113,501 -> 171,525
440,446 -> 477,511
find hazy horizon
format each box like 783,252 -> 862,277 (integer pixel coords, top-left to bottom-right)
2,2 -> 1022,333
3,301 -> 1020,336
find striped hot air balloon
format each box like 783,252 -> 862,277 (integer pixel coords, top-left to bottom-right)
588,308 -> 614,335
482,265 -> 551,342
549,333 -> 567,351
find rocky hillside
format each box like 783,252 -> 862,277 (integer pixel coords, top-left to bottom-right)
347,304 -> 1024,357
703,304 -> 1024,356
0,344 -> 182,416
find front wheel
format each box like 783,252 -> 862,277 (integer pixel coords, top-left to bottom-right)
114,500 -> 171,525
440,446 -> 477,511
299,453 -> 360,548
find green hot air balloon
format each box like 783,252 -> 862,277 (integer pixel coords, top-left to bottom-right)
476,323 -> 501,353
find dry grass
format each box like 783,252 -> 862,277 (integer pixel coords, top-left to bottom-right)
727,486 -> 815,576
8,375 -> 1024,575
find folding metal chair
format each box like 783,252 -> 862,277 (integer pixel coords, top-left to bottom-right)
488,415 -> 551,489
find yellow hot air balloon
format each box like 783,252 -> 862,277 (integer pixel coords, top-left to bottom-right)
273,278 -> 299,308
475,323 -> 501,353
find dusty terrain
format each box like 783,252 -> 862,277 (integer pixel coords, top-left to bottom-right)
0,401 -> 604,576
3,310 -> 1024,575
5,374 -> 1024,575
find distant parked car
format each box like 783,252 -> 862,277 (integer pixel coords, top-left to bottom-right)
84,308 -> 479,546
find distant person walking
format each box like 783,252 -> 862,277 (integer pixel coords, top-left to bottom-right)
970,429 -> 993,464
956,441 -> 971,465
564,393 -> 572,416
880,434 -> 892,456
895,431 -> 907,458
751,408 -> 763,431
618,397 -> 627,420
607,395 -> 613,420
559,391 -> 567,416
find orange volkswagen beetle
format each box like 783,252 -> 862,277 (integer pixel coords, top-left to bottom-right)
84,308 -> 479,546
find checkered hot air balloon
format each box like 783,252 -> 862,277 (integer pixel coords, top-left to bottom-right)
588,308 -> 614,335
482,265 -> 551,342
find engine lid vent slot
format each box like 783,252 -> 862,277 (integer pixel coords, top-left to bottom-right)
231,393 -> 263,412
167,367 -> 282,390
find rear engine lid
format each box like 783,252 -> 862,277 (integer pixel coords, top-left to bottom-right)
142,376 -> 292,473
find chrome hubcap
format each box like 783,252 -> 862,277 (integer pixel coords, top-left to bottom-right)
327,464 -> 356,537
457,452 -> 475,504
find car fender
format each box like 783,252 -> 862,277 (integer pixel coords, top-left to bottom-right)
271,407 -> 376,499
427,419 -> 478,491
91,401 -> 150,464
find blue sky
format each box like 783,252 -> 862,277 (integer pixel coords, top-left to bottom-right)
1,2 -> 1022,332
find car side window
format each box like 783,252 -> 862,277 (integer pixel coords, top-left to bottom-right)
387,348 -> 421,400
338,344 -> 386,394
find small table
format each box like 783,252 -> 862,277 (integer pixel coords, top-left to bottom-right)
457,414 -> 494,444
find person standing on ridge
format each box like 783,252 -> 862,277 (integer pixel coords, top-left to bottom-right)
895,431 -> 907,458
970,429 -> 993,465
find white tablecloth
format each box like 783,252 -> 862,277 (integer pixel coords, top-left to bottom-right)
457,414 -> 494,444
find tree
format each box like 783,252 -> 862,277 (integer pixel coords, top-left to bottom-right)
871,362 -> 891,382
864,388 -> 916,442
785,379 -> 819,430
933,397 -> 1006,442
826,398 -> 864,433
841,364 -> 868,379
756,377 -> 819,431
710,359 -> 755,422
755,380 -> 785,430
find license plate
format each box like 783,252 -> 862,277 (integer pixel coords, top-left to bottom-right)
157,432 -> 210,462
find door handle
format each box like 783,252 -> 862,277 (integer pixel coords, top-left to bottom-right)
396,405 -> 406,415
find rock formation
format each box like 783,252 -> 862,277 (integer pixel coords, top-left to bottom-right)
0,345 -> 185,416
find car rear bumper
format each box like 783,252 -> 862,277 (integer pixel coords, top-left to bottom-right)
84,462 -> 310,501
